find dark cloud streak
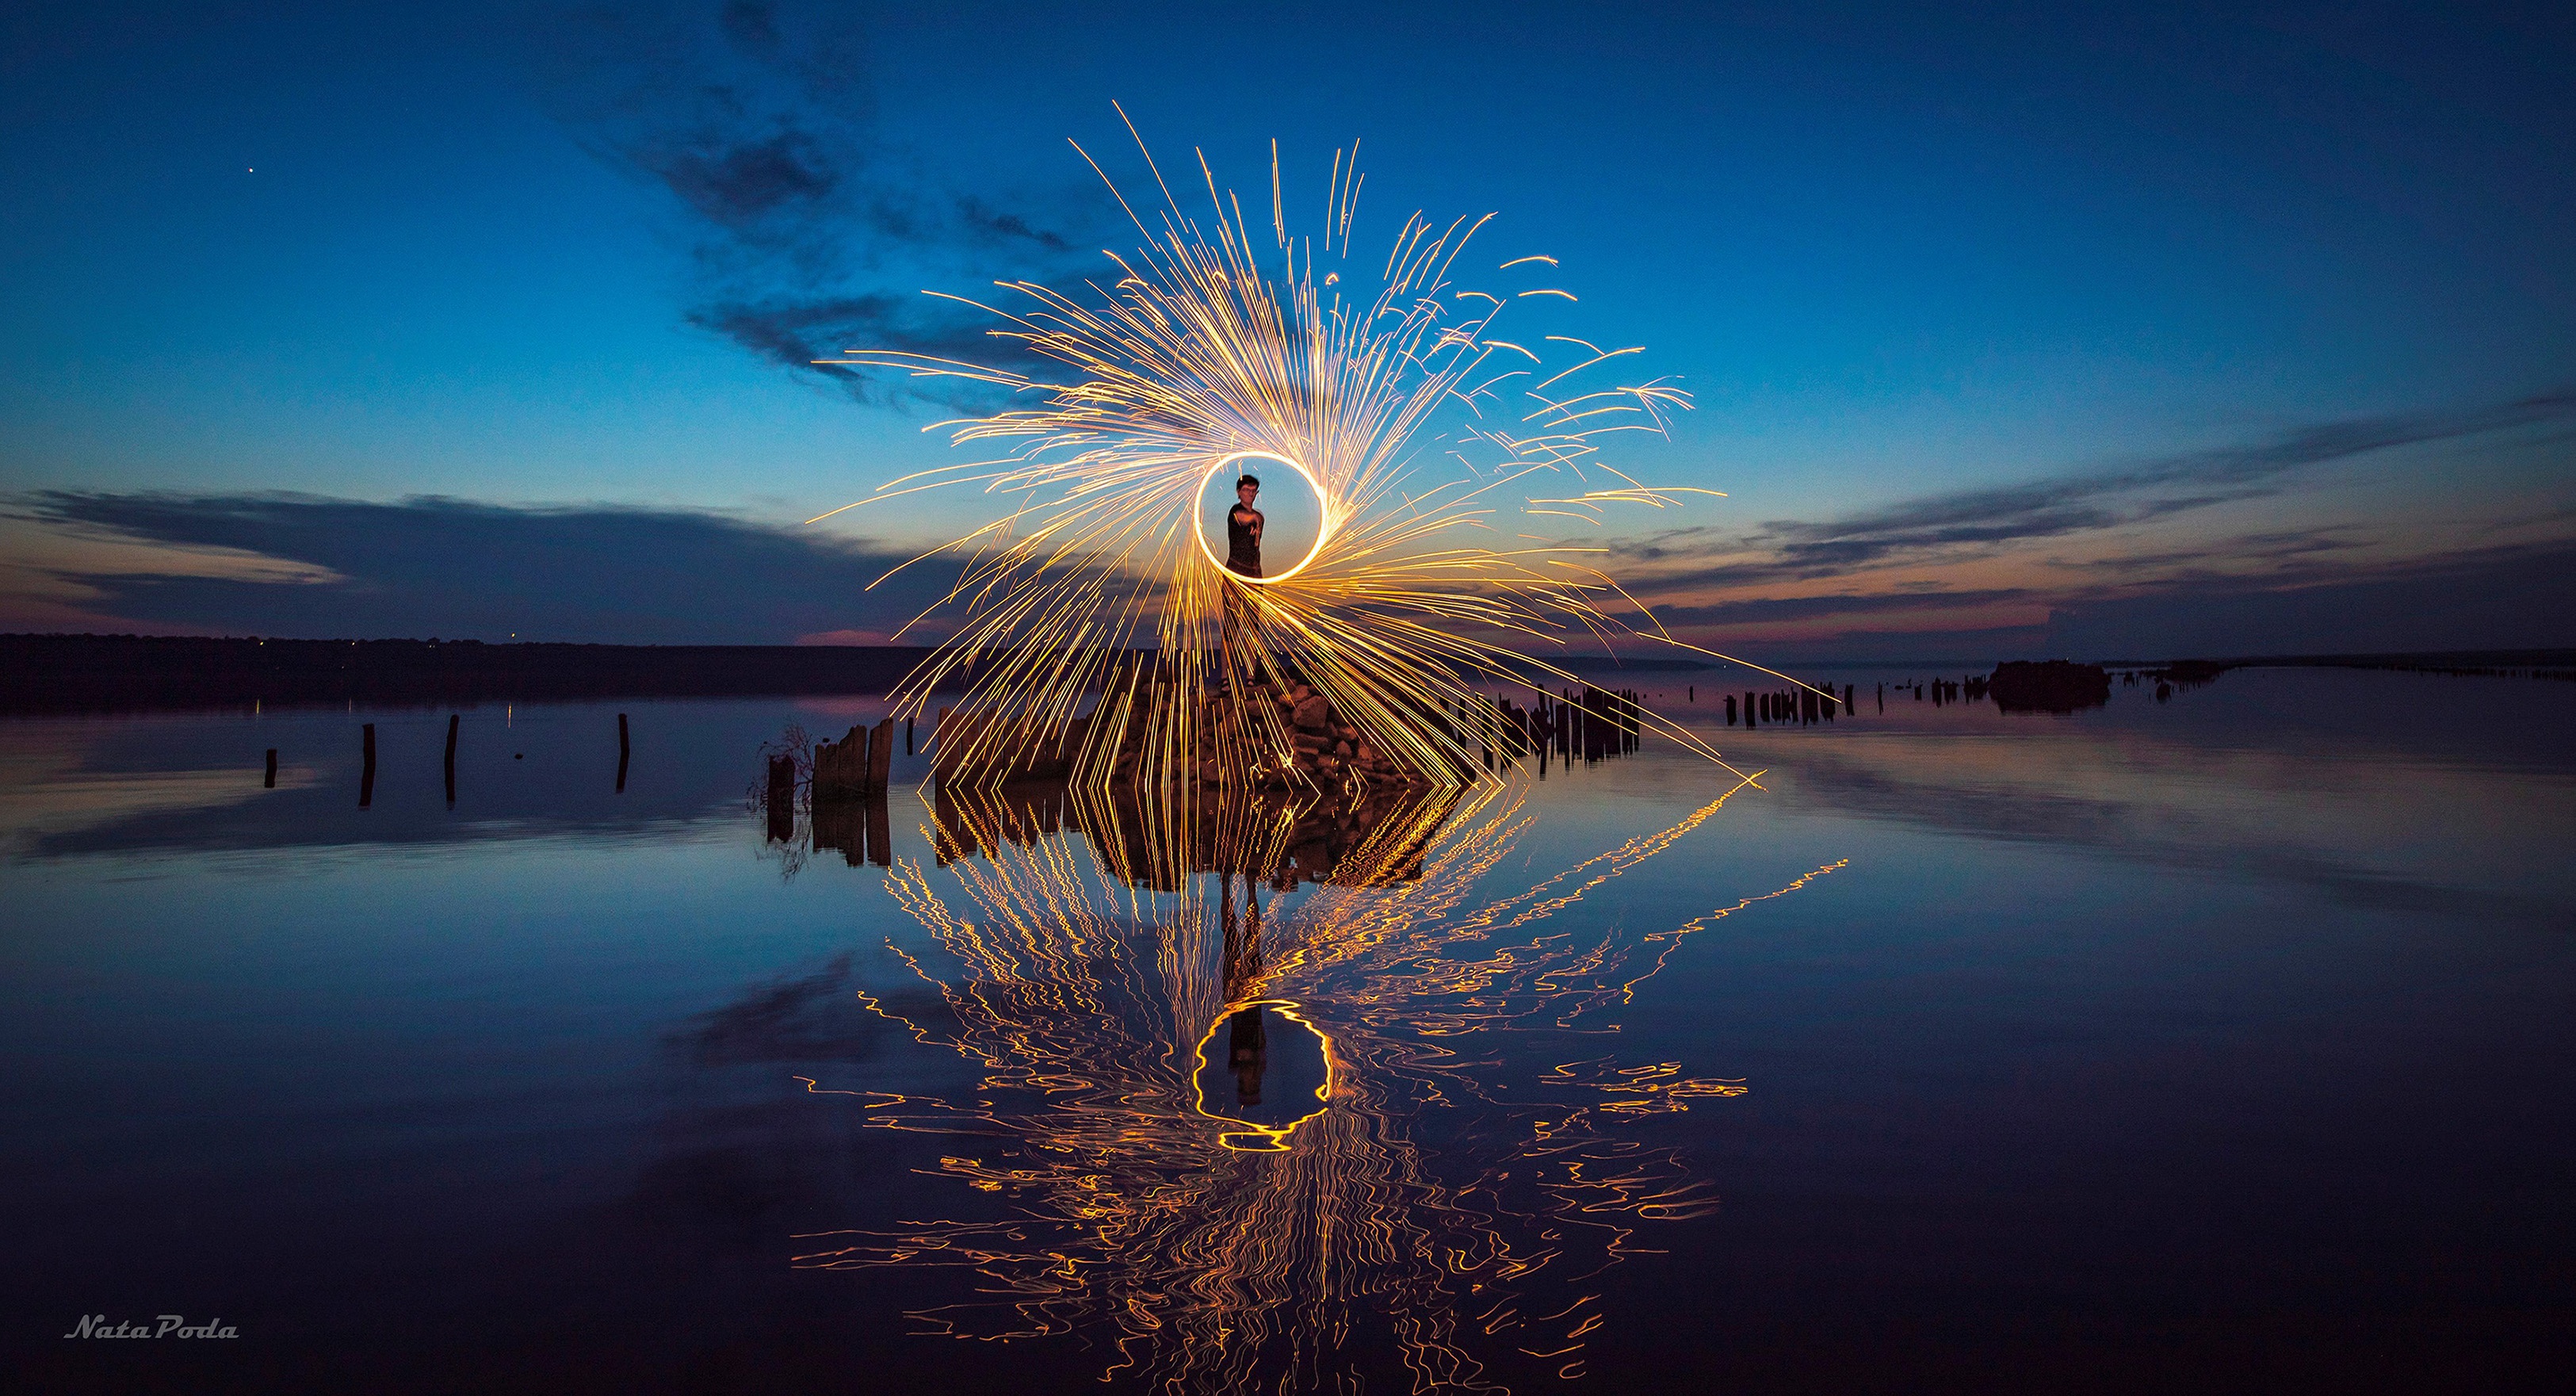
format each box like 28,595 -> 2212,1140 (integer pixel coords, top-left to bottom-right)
15,491 -> 963,644
542,0 -> 1104,404
1648,587 -> 2035,626
1756,387 -> 2576,573
1609,387 -> 2576,593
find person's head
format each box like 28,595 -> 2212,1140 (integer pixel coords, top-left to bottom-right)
1236,475 -> 1260,504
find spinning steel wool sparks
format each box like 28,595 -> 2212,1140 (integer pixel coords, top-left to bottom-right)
812,116 -> 1809,791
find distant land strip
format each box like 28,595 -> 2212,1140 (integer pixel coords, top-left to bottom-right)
6,635 -> 2568,715
2100,648 -> 2576,681
0,635 -> 946,715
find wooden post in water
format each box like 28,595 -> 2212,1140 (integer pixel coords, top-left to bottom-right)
360,723 -> 376,808
616,713 -> 630,794
869,717 -> 894,793
265,748 -> 277,788
816,725 -> 862,800
445,714 -> 460,805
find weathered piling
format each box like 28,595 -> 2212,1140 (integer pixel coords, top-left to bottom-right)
766,755 -> 796,842
869,717 -> 893,790
616,713 -> 630,794
445,713 -> 460,805
815,724 -> 872,799
264,748 -> 277,788
360,723 -> 376,808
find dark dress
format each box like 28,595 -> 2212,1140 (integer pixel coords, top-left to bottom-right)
1226,506 -> 1263,577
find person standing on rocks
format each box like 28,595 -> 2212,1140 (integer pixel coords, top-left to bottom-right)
1220,474 -> 1266,689
1225,474 -> 1264,578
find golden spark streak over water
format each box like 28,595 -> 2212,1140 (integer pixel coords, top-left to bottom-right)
793,774 -> 1844,1391
811,116 -> 1823,794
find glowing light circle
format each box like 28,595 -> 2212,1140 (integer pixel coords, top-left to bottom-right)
1196,450 -> 1330,585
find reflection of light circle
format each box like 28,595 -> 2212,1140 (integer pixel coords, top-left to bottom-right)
1189,998 -> 1336,1153
1196,450 -> 1329,585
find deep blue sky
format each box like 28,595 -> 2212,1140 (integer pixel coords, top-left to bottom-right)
5,0 -> 2571,657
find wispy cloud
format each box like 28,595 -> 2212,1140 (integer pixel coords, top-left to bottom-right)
540,0 -> 1106,403
2039,536 -> 2576,658
1568,388 -> 2576,660
1611,387 -> 2576,591
1646,587 -> 2035,627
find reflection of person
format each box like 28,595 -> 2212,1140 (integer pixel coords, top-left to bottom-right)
1229,1004 -> 1267,1107
1222,873 -> 1267,1106
1225,475 -> 1264,579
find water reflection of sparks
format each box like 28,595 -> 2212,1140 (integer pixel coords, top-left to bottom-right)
1190,998 -> 1334,1153
793,774 -> 1843,1390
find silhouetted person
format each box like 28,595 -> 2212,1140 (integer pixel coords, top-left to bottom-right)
1226,475 -> 1265,578
1219,475 -> 1265,690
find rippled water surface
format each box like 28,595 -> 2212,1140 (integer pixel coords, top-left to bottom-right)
6,669 -> 2570,1392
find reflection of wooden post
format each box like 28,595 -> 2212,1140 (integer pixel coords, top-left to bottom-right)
867,796 -> 891,868
812,797 -> 862,866
766,755 -> 796,843
869,717 -> 894,792
265,748 -> 277,788
360,724 -> 376,807
931,780 -> 962,865
445,713 -> 459,805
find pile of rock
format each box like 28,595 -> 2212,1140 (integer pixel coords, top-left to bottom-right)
1186,678 -> 1431,790
934,675 -> 1445,791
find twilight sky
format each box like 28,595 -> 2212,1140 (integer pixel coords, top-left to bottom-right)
4,0 -> 2571,660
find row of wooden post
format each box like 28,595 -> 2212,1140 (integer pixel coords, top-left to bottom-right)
266,713 -> 633,806
1725,683 -> 1860,728
814,718 -> 897,798
786,718 -> 905,866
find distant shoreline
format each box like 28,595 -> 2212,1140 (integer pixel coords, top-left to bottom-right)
5,634 -> 2570,715
1,635 -> 944,715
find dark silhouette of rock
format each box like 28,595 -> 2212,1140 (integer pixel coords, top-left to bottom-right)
2150,659 -> 2229,690
1987,660 -> 2113,714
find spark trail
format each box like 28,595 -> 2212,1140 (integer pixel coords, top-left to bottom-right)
812,115 -> 1819,794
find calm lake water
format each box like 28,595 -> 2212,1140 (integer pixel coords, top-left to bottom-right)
5,668 -> 2571,1393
